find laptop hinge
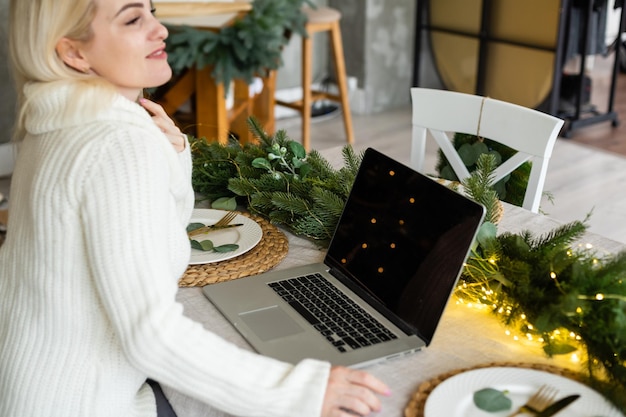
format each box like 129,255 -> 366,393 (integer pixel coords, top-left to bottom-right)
329,268 -> 421,337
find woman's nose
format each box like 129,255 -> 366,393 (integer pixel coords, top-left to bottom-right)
151,17 -> 169,40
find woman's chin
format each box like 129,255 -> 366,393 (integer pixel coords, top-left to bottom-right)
147,69 -> 173,89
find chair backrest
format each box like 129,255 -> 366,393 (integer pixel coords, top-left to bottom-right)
410,88 -> 564,213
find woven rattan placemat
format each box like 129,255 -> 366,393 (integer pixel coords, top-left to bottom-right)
404,361 -> 583,417
179,212 -> 289,287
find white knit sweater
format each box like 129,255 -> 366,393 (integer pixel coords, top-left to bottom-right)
0,83 -> 330,417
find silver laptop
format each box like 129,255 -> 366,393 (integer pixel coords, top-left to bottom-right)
203,148 -> 485,368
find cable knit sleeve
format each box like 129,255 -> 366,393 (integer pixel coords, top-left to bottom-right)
178,134 -> 193,181
80,128 -> 330,417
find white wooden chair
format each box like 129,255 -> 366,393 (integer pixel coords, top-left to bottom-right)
410,88 -> 564,213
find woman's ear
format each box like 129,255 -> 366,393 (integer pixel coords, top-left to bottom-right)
55,38 -> 90,73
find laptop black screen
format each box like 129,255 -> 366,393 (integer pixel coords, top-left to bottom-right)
325,148 -> 485,345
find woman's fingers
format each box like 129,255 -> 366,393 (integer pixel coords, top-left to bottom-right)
322,366 -> 391,417
139,98 -> 186,153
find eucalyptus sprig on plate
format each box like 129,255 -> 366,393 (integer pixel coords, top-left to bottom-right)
187,223 -> 239,253
473,388 -> 512,413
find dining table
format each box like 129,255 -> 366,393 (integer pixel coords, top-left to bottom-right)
164,145 -> 626,416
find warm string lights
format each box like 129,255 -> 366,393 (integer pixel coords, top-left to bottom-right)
455,240 -> 618,365
454,290 -> 585,364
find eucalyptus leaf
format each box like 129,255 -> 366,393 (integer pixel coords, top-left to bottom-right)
543,341 -> 578,356
476,221 -> 498,248
493,180 -> 507,199
458,143 -> 478,166
289,141 -> 306,159
213,243 -> 240,253
488,150 -> 503,165
187,223 -> 205,233
292,157 -> 304,168
473,388 -> 512,412
440,165 -> 458,181
212,196 -> 237,211
191,239 -> 215,251
472,141 -> 489,157
252,157 -> 272,171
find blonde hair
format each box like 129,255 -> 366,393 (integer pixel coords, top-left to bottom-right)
9,0 -> 117,141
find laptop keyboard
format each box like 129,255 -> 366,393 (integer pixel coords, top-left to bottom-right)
268,273 -> 398,352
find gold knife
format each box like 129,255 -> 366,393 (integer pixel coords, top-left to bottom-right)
536,394 -> 580,417
188,223 -> 244,237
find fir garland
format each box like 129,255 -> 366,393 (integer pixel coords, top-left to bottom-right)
458,219 -> 626,411
190,121 -> 503,245
190,120 -> 625,412
163,0 -> 312,91
190,118 -> 361,244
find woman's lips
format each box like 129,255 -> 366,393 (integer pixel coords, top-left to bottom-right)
147,48 -> 167,59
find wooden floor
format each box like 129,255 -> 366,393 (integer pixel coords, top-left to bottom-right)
562,53 -> 626,156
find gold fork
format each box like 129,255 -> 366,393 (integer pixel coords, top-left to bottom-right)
188,211 -> 238,237
507,385 -> 558,417
212,211 -> 238,227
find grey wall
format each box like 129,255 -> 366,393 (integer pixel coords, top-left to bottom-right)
277,0 -> 419,114
350,0 -> 417,113
306,0 -> 417,114
0,0 -> 15,144
276,0 -> 330,90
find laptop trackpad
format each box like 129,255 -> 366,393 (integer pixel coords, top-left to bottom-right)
239,306 -> 305,341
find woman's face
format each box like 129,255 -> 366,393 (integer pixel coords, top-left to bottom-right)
80,0 -> 171,100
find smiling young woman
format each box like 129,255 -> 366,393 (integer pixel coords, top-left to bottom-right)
0,1 -> 390,417
54,0 -> 172,101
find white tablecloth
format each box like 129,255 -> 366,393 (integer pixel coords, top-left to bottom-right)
163,199 -> 625,416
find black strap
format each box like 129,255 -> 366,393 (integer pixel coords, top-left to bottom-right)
146,379 -> 178,417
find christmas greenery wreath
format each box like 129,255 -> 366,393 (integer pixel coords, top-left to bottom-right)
437,133 -> 531,207
163,0 -> 312,92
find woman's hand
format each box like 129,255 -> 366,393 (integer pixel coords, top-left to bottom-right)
139,98 -> 186,153
321,366 -> 391,417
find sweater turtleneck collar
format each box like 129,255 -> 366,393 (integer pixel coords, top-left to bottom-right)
23,80 -> 158,137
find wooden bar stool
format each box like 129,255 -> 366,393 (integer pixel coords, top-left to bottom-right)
276,6 -> 355,151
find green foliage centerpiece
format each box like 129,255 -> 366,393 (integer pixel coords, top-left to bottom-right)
190,118 -> 361,244
190,120 -> 626,412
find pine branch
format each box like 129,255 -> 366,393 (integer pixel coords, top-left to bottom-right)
247,116 -> 272,146
342,146 -> 364,174
462,153 -> 501,224
529,220 -> 588,252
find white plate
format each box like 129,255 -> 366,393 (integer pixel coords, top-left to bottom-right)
424,367 -> 623,417
188,209 -> 262,265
